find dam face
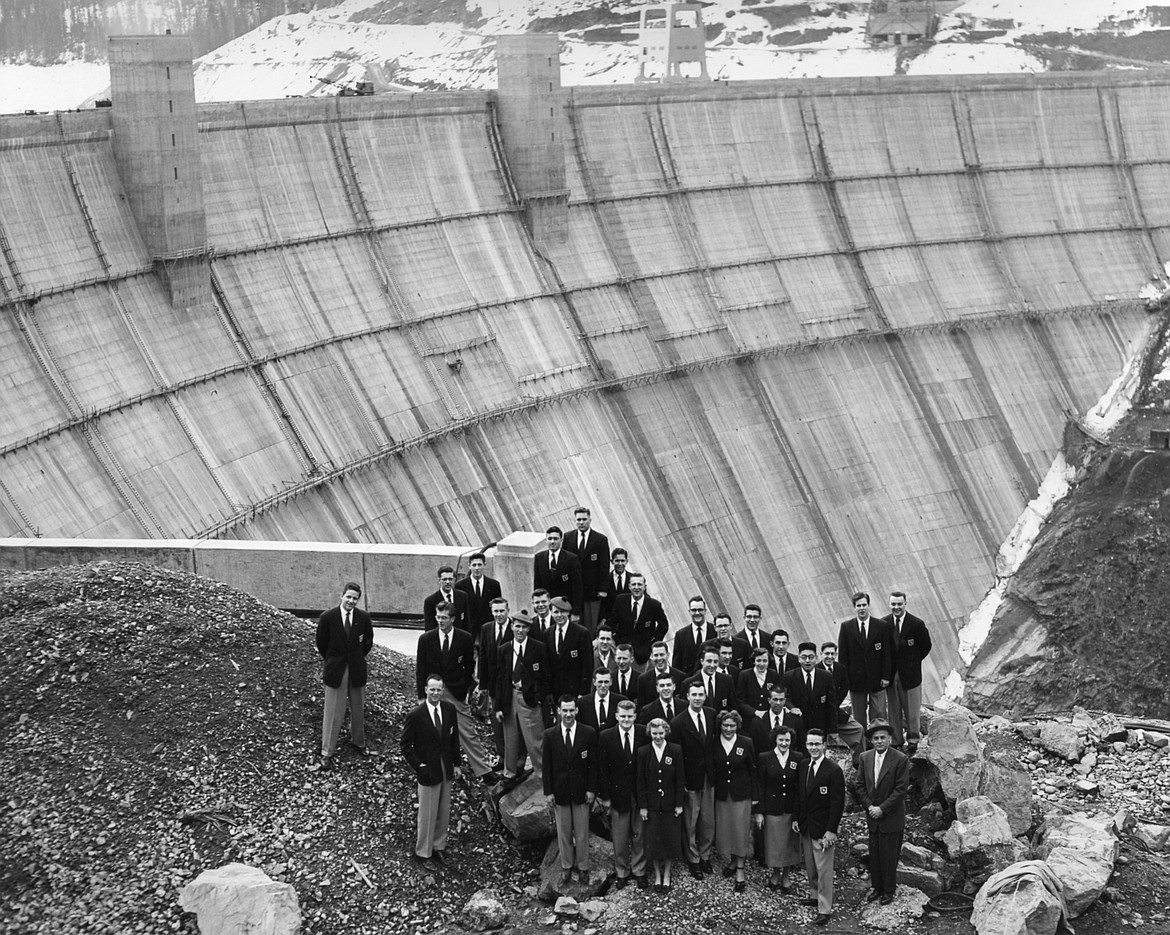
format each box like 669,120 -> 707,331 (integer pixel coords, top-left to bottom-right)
0,41 -> 1161,698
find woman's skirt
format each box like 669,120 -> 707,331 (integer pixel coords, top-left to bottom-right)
763,812 -> 801,867
714,797 -> 753,858
643,809 -> 683,860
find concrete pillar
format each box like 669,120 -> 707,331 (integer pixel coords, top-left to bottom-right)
494,530 -> 545,616
109,33 -> 210,310
495,35 -> 569,248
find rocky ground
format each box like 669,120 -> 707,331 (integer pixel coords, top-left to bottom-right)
2,561 -> 1170,934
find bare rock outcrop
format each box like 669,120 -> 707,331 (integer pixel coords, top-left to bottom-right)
178,863 -> 300,935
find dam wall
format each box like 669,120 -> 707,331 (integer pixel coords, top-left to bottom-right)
1,68 -> 1165,698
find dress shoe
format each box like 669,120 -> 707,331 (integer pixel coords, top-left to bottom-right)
800,897 -> 819,907
688,862 -> 703,880
699,859 -> 713,874
481,771 -> 504,785
411,853 -> 429,864
613,876 -> 630,890
309,755 -> 334,772
865,888 -> 882,903
577,869 -> 591,884
653,883 -> 665,894
430,850 -> 446,865
815,913 -> 831,926
351,743 -> 374,757
634,875 -> 649,890
880,894 -> 894,906
733,880 -> 746,893
722,865 -> 736,878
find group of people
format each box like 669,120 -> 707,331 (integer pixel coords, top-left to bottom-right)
315,507 -> 932,924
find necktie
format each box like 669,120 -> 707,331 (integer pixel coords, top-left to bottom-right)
707,677 -> 714,701
550,552 -> 556,570
624,730 -> 632,756
556,627 -> 563,654
861,621 -> 867,643
696,713 -> 705,741
750,632 -> 757,650
807,672 -> 813,694
696,625 -> 703,647
476,579 -> 481,598
632,599 -> 640,620
808,761 -> 818,790
513,645 -> 523,680
620,673 -> 628,696
344,611 -> 351,638
665,702 -> 673,720
442,633 -> 449,655
774,714 -> 781,731
432,705 -> 441,730
565,729 -> 572,748
598,698 -> 607,725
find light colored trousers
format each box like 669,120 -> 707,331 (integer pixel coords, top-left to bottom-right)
802,834 -> 836,914
682,783 -> 715,863
849,689 -> 888,748
610,807 -> 647,877
502,687 -> 545,780
442,686 -> 491,778
555,802 -> 591,870
321,668 -> 364,756
886,676 -> 923,745
415,778 -> 451,858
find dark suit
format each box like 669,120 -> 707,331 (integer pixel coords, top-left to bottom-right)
836,616 -> 894,738
732,627 -> 771,663
593,648 -> 619,679
881,612 -> 932,746
756,749 -> 808,817
795,755 -> 846,914
400,699 -> 460,857
576,691 -> 626,731
769,651 -> 800,674
533,549 -> 584,615
315,604 -> 374,756
542,722 -> 599,870
672,622 -> 716,676
710,734 -> 759,804
544,621 -> 594,700
857,747 -> 910,897
454,574 -> 501,641
636,741 -> 686,813
599,723 -> 649,878
819,660 -> 864,751
785,667 -> 838,736
671,706 -> 717,864
610,594 -> 670,665
599,570 -> 632,624
564,528 -> 610,633
495,638 -> 549,780
639,697 -> 682,725
687,671 -> 735,714
636,665 -> 686,711
613,667 -> 638,702
736,668 -> 783,723
477,618 -> 510,761
415,626 -> 476,701
423,588 -> 469,632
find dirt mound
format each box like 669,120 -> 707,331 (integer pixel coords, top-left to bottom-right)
0,562 -> 530,935
964,445 -> 1170,719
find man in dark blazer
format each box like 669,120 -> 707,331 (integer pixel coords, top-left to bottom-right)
785,642 -> 838,736
613,644 -> 638,701
416,602 -> 500,785
592,623 -> 619,679
598,700 -> 649,888
750,685 -> 806,755
544,596 -> 593,702
599,548 -> 631,626
454,552 -> 501,643
400,675 -> 461,863
732,603 -> 771,661
533,526 -> 584,615
477,597 -> 513,769
577,667 -> 626,732
423,565 -> 469,632
636,642 -> 686,710
856,719 -> 910,905
793,730 -> 845,925
610,573 -> 669,668
670,682 -> 718,878
672,596 -> 716,675
736,647 -> 784,724
543,696 -> 599,884
818,642 -> 864,758
769,630 -> 801,674
494,614 -> 549,782
690,646 -> 736,714
639,671 -> 683,724
563,507 -> 611,635
836,592 -> 893,746
881,591 -> 932,751
314,581 -> 374,770
715,615 -> 748,671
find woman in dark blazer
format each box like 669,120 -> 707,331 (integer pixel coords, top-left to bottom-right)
711,709 -> 759,892
636,717 -> 685,892
754,723 -> 808,892
736,647 -> 782,723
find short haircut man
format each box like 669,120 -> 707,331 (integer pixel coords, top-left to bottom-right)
400,675 -> 460,862
543,694 -> 598,883
315,581 -> 373,769
794,729 -> 845,924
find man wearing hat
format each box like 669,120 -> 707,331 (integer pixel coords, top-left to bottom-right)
857,719 -> 909,905
494,613 -> 549,782
544,596 -> 593,704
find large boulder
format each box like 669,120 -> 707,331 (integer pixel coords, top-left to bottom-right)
977,748 -> 1033,836
971,861 -> 1066,935
1033,813 -> 1118,917
536,835 -> 614,901
178,863 -> 300,935
462,889 -> 508,931
899,841 -> 952,895
858,887 -> 930,929
1038,721 -> 1084,762
499,776 -> 555,841
913,707 -> 983,804
942,797 -> 1029,890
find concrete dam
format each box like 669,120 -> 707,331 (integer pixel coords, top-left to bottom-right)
0,36 -> 1161,699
